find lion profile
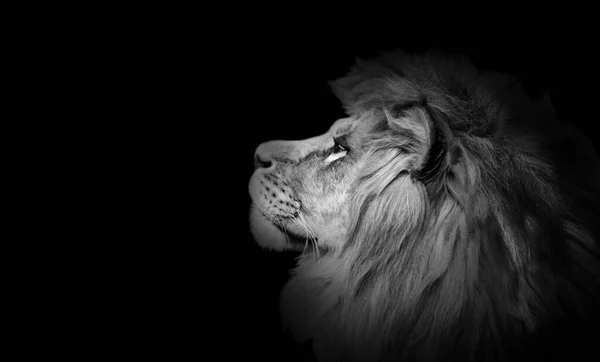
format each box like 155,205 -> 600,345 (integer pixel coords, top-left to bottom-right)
247,50 -> 600,362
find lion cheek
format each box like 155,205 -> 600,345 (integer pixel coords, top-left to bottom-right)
316,223 -> 347,249
311,197 -> 349,247
314,213 -> 349,249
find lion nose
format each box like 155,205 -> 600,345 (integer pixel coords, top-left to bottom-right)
254,141 -> 286,170
254,153 -> 273,170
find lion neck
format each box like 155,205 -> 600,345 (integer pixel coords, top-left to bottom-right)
281,251 -> 391,362
278,198 -> 521,362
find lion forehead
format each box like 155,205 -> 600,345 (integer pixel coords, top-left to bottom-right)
329,117 -> 361,137
258,117 -> 363,163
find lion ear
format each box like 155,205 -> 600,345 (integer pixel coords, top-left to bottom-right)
445,141 -> 476,202
384,103 -> 433,169
448,143 -> 464,167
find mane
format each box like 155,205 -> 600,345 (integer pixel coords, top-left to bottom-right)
287,50 -> 600,362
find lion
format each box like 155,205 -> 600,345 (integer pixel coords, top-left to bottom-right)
247,50 -> 600,362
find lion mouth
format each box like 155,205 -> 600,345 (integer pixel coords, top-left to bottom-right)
254,206 -> 325,255
274,222 -> 310,246
260,210 -> 322,252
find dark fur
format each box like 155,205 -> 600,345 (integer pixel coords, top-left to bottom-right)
309,50 -> 600,361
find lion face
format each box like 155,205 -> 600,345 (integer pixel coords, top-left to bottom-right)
248,115 -> 374,252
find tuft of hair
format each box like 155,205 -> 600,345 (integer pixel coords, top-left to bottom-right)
299,50 -> 600,362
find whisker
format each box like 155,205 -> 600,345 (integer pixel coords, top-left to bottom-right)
288,215 -> 308,257
292,215 -> 314,259
297,214 -> 320,261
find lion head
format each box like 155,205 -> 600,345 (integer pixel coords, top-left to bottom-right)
248,50 -> 600,362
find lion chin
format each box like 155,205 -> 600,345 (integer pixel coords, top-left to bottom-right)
247,49 -> 600,362
249,206 -> 289,251
249,206 -> 313,252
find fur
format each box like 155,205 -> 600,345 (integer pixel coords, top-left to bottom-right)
251,50 -> 600,362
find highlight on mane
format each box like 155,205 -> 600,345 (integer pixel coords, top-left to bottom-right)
262,50 -> 600,362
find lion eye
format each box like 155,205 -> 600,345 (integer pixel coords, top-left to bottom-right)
332,137 -> 348,154
324,137 -> 348,163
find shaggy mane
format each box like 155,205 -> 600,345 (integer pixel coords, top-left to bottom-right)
283,50 -> 600,362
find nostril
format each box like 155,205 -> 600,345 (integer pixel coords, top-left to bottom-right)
254,153 -> 273,169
